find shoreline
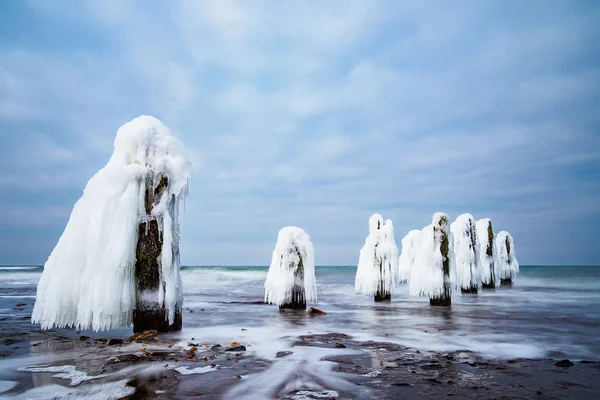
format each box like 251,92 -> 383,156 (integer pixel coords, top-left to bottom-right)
1,327 -> 598,399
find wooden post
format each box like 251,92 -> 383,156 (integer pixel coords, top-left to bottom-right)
460,218 -> 479,294
482,221 -> 496,289
500,235 -> 513,286
279,248 -> 307,310
133,176 -> 182,332
373,219 -> 392,302
430,215 -> 451,306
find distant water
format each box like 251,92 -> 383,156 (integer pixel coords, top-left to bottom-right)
1,265 -> 599,360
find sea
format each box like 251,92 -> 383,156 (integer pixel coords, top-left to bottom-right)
0,264 -> 598,363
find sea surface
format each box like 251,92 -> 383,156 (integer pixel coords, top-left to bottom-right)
0,264 -> 598,361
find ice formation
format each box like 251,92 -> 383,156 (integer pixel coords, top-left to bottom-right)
398,229 -> 421,282
451,213 -> 482,292
355,214 -> 399,296
476,218 -> 499,287
496,231 -> 519,281
32,115 -> 192,331
264,226 -> 317,306
409,213 -> 456,299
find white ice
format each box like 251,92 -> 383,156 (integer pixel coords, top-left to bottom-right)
0,380 -> 135,400
264,226 -> 317,306
31,115 -> 192,331
409,212 -> 456,298
398,229 -> 421,283
18,365 -> 107,386
497,231 -> 519,280
476,218 -> 499,286
174,365 -> 218,375
451,213 -> 482,291
355,214 -> 399,296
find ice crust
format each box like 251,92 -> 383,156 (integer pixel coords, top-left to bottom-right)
497,231 -> 519,280
451,213 -> 482,291
355,214 -> 399,296
476,218 -> 499,286
31,115 -> 192,331
409,213 -> 456,298
264,226 -> 317,306
398,229 -> 421,282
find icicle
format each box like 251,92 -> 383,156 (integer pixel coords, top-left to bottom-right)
32,115 -> 192,332
497,231 -> 519,286
476,218 -> 499,289
264,227 -> 317,309
355,214 -> 399,302
451,213 -> 482,294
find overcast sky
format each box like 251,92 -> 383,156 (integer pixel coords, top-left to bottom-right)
1,1 -> 599,266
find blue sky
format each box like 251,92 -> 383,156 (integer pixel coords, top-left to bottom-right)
1,1 -> 599,266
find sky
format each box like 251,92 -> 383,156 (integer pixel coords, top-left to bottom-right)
0,1 -> 599,266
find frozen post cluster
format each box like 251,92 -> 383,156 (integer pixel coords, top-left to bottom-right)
451,213 -> 482,294
355,214 -> 399,302
410,213 -> 455,306
497,231 -> 519,286
398,229 -> 421,283
264,227 -> 317,309
32,116 -> 192,332
476,218 -> 499,289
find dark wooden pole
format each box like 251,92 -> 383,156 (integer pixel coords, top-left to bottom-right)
500,235 -> 513,286
279,248 -> 307,310
133,176 -> 182,332
482,221 -> 496,289
430,216 -> 451,306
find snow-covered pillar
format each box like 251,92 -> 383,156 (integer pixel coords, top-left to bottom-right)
398,229 -> 421,283
497,231 -> 519,286
31,116 -> 191,333
133,176 -> 182,332
409,213 -> 454,307
476,218 -> 498,289
451,213 -> 481,294
355,214 -> 399,302
430,214 -> 453,306
265,227 -> 317,310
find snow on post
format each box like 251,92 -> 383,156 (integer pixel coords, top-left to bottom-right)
355,214 -> 399,302
264,227 -> 317,309
398,229 -> 421,283
31,115 -> 192,332
496,231 -> 519,286
451,213 -> 482,294
476,218 -> 499,289
410,213 -> 455,306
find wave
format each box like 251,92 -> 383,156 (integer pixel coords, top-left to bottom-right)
0,266 -> 42,271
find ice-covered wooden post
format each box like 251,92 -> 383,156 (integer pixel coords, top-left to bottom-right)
398,229 -> 421,283
264,227 -> 317,310
451,213 -> 481,294
355,214 -> 399,302
133,176 -> 183,332
476,218 -> 498,289
497,231 -> 519,286
31,116 -> 191,332
410,213 -> 454,306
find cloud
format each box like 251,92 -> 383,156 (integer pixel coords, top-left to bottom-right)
0,0 -> 598,265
